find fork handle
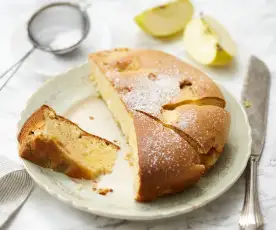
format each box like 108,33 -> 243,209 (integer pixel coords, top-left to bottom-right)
239,156 -> 264,230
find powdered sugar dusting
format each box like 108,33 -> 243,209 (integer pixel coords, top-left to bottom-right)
145,128 -> 180,172
118,73 -> 180,116
177,108 -> 197,130
134,111 -> 197,175
171,105 -> 230,153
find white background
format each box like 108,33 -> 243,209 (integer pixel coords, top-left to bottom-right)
0,0 -> 276,229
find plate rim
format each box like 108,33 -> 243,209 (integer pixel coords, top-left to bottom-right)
18,63 -> 252,220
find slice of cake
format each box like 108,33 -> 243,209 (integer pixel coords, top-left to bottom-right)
133,110 -> 205,201
161,105 -> 230,169
162,105 -> 230,153
89,48 -> 230,202
18,105 -> 119,180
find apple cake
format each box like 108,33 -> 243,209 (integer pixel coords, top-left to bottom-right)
89,48 -> 230,201
18,105 -> 119,180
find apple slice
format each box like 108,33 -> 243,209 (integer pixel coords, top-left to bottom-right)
183,15 -> 237,66
134,0 -> 194,38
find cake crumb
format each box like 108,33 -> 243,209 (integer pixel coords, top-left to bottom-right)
97,188 -> 113,195
124,153 -> 134,167
89,116 -> 94,120
148,73 -> 157,80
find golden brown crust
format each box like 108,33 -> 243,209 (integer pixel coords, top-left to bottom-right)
18,105 -> 50,144
133,111 -> 205,202
161,105 -> 231,154
20,134 -> 95,179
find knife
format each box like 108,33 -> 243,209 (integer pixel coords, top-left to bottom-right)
239,56 -> 270,230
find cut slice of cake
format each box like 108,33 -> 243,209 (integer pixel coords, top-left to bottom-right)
89,48 -> 231,201
18,105 -> 119,180
161,105 -> 230,153
161,104 -> 230,169
132,110 -> 205,201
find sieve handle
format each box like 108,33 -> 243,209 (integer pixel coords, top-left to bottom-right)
0,47 -> 35,92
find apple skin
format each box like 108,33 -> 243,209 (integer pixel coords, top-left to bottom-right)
211,46 -> 233,66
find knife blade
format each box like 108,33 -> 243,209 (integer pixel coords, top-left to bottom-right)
239,56 -> 270,230
241,56 -> 270,157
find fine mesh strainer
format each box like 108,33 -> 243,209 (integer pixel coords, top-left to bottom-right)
0,2 -> 90,91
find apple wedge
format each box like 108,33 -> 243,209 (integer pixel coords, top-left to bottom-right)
183,15 -> 237,66
134,0 -> 194,38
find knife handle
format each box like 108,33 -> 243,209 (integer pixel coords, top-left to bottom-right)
239,156 -> 264,230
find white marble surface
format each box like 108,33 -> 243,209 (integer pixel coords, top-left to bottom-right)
1,0 -> 276,229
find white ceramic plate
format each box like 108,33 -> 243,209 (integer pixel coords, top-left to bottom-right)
18,63 -> 251,220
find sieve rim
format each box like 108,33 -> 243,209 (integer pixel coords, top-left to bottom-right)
27,2 -> 90,54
